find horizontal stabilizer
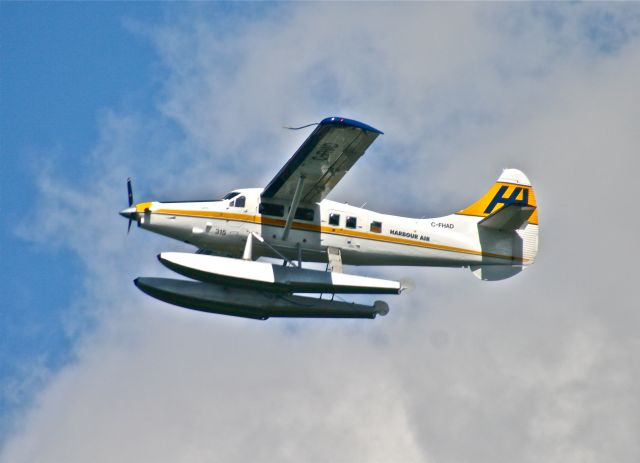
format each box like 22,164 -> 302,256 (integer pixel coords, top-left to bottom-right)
478,204 -> 536,231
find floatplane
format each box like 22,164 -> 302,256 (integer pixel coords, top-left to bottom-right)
120,117 -> 538,319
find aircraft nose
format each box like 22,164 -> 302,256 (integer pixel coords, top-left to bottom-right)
119,207 -> 137,220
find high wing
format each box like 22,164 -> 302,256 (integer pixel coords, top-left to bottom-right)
261,117 -> 383,204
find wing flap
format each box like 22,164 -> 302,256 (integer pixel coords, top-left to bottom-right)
262,117 -> 382,203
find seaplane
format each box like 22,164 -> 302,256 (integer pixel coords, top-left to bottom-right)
120,117 -> 539,320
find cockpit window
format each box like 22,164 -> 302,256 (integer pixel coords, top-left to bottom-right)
232,196 -> 246,208
223,191 -> 240,200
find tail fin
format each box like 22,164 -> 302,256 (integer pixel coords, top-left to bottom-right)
458,169 -> 539,280
458,169 -> 538,227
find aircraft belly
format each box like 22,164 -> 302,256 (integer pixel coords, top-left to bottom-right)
144,214 -> 249,251
337,236 -> 482,266
141,214 -> 195,242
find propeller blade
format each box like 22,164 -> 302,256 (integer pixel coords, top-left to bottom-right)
124,178 -> 135,235
127,177 -> 134,207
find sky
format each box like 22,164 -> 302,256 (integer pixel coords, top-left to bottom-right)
1,2 -> 640,462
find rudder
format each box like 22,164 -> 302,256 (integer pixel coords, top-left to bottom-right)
459,169 -> 539,279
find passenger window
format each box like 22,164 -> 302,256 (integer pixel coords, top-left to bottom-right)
346,216 -> 357,229
370,221 -> 382,233
234,196 -> 246,208
329,213 -> 340,226
295,207 -> 314,221
259,203 -> 285,217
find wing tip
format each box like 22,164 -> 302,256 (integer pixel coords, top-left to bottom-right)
320,116 -> 383,135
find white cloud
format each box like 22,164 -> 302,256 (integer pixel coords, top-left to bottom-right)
4,3 -> 640,463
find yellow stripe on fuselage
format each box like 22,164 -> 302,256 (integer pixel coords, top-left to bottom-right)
152,208 -> 529,264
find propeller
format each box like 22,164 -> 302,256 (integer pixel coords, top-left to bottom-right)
119,177 -> 137,233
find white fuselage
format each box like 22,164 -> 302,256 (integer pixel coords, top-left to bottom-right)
135,188 -> 533,268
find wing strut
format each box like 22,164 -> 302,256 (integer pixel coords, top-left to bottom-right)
242,232 -> 254,260
246,232 -> 296,267
282,175 -> 305,241
327,247 -> 343,273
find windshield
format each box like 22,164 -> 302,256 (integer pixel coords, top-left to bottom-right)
223,191 -> 240,200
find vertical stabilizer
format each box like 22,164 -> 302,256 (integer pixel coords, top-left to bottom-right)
459,169 -> 539,279
457,169 -> 538,227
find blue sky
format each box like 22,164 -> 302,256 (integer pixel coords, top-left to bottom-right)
2,3 -> 640,462
1,1 -> 163,434
2,1 -> 287,438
